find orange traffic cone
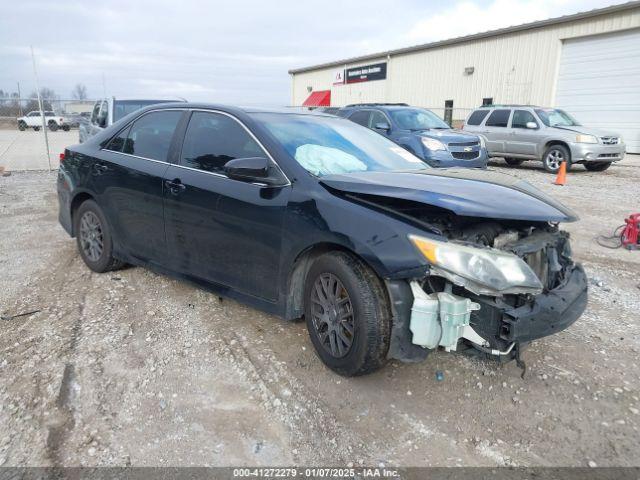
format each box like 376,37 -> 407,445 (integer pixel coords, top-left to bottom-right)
554,161 -> 567,186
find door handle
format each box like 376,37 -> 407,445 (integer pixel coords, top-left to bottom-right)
164,179 -> 186,195
93,163 -> 109,175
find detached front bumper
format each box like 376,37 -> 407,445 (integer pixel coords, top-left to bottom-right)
569,142 -> 625,163
471,263 -> 588,348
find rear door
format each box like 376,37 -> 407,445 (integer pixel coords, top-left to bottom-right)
506,109 -> 541,158
482,109 -> 512,154
92,109 -> 185,263
163,110 -> 291,301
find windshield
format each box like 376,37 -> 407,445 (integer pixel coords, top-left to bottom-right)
254,113 -> 430,177
388,108 -> 449,130
535,108 -> 581,127
113,100 -> 175,121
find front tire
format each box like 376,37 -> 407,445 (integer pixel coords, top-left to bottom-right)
18,121 -> 26,131
584,161 -> 612,172
62,125 -> 70,131
304,252 -> 391,376
33,126 -> 40,132
543,145 -> 571,173
74,200 -> 124,273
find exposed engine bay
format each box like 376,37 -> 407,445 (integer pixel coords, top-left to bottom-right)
380,207 -> 588,366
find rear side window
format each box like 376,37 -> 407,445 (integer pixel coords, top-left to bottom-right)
180,111 -> 265,174
123,110 -> 182,161
511,110 -> 538,129
349,110 -> 370,127
485,109 -> 511,127
105,125 -> 132,152
466,109 -> 489,126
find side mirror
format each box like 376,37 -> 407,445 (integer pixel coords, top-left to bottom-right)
526,121 -> 538,129
224,157 -> 270,182
374,122 -> 391,131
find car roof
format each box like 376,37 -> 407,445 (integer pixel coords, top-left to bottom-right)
130,102 -> 337,118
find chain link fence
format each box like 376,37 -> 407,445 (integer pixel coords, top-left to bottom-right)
0,97 -> 96,129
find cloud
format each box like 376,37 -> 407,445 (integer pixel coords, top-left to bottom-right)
0,0 -> 623,104
405,0 -> 607,43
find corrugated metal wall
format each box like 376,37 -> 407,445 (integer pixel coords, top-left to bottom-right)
291,7 -> 640,119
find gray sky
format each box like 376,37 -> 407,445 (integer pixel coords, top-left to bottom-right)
0,0 -> 622,104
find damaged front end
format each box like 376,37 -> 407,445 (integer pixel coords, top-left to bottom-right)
387,221 -> 588,365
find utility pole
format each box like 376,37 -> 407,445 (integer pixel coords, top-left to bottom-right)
30,45 -> 52,171
16,82 -> 23,116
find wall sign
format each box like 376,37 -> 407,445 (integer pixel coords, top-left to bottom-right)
345,62 -> 387,84
333,69 -> 345,85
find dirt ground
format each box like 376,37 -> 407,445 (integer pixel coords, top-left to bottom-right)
0,156 -> 639,468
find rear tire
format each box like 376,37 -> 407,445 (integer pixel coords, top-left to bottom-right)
33,126 -> 40,132
504,158 -> 524,166
48,121 -> 58,132
304,251 -> 391,376
542,145 -> 571,173
584,161 -> 612,172
62,125 -> 70,132
74,200 -> 124,273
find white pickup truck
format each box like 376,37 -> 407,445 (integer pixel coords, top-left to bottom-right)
17,111 -> 69,132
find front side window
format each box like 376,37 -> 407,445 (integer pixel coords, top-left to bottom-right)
535,108 -> 581,127
511,110 -> 538,129
123,110 -> 182,161
254,113 -> 430,177
485,109 -> 511,128
180,111 -> 265,173
348,110 -> 370,127
388,108 -> 449,131
466,109 -> 489,126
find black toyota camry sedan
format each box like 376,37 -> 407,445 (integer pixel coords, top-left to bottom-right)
57,103 -> 588,376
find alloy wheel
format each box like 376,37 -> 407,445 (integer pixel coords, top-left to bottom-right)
545,149 -> 564,170
310,273 -> 355,358
79,211 -> 104,262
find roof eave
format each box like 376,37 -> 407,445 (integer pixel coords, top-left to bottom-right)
288,1 -> 640,75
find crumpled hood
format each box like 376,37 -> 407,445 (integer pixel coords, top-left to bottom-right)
552,125 -> 620,138
415,129 -> 480,144
320,168 -> 578,223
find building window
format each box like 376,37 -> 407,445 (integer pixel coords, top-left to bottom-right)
482,97 -> 493,106
444,100 -> 453,127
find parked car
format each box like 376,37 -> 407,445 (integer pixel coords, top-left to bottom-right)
17,111 -> 69,132
58,103 -> 587,376
337,103 -> 488,168
312,106 -> 341,115
79,97 -> 185,143
62,113 -> 84,128
463,105 -> 626,173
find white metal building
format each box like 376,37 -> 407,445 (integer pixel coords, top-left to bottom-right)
289,2 -> 640,153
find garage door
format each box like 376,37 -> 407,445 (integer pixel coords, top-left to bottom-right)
555,29 -> 640,154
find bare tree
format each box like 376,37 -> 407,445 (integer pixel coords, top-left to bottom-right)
72,83 -> 88,101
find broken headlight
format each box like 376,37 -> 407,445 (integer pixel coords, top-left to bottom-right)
409,234 -> 543,294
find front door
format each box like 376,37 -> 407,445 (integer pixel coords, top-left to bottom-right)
91,109 -> 184,263
164,110 -> 290,301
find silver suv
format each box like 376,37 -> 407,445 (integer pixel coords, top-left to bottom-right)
463,105 -> 625,173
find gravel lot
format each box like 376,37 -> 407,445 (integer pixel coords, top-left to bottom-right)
0,156 -> 639,468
